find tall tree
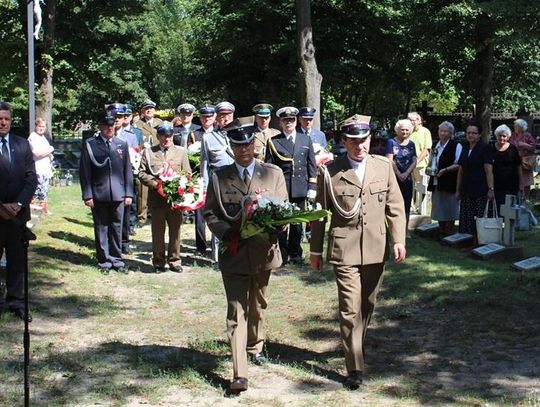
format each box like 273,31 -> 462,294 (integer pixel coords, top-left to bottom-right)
296,0 -> 322,129
36,0 -> 56,134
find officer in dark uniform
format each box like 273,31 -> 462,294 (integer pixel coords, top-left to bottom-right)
173,103 -> 201,148
297,107 -> 327,147
80,112 -> 134,273
265,106 -> 317,265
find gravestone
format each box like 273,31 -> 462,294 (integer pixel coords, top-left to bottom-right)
415,222 -> 440,238
472,243 -> 505,259
442,233 -> 473,247
512,257 -> 540,272
500,195 -> 519,246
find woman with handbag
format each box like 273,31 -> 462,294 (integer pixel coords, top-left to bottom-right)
427,121 -> 462,235
455,121 -> 494,236
492,124 -> 522,212
510,119 -> 536,201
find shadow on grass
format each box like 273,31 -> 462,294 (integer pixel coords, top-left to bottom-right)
63,216 -> 94,228
48,231 -> 94,249
28,341 -> 229,405
360,234 -> 540,405
266,340 -> 343,383
32,246 -> 95,268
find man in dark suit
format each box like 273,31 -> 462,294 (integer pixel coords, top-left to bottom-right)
265,106 -> 317,265
0,101 -> 37,321
205,117 -> 288,393
80,113 -> 134,273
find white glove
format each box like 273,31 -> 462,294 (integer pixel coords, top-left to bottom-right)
306,189 -> 317,200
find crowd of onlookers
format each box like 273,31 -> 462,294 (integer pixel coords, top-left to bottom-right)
367,114 -> 537,240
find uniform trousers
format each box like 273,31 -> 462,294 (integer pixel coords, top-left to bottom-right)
278,197 -> 305,261
137,181 -> 149,223
195,207 -> 207,254
121,181 -> 136,252
150,205 -> 183,267
334,263 -> 384,373
222,269 -> 270,378
92,201 -> 124,268
0,219 -> 25,309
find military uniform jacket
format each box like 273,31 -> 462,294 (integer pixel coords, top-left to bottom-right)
135,117 -> 163,147
310,154 -> 406,266
299,128 -> 327,148
173,124 -> 202,147
253,127 -> 280,161
138,145 -> 191,208
265,131 -> 317,199
204,161 -> 288,274
80,135 -> 134,202
200,130 -> 235,188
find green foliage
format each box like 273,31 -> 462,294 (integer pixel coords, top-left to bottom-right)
1,0 -> 540,127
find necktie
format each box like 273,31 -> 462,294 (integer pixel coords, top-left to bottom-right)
1,138 -> 10,166
243,168 -> 251,186
163,147 -> 168,158
106,139 -> 111,149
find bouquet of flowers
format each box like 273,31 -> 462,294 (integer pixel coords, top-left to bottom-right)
313,142 -> 334,166
187,141 -> 202,173
129,146 -> 142,174
158,161 -> 206,211
240,194 -> 330,241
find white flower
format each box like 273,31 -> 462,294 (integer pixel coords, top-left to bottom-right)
179,175 -> 188,188
313,143 -> 322,154
188,141 -> 201,154
183,193 -> 194,205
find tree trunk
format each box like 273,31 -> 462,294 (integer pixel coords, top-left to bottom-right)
36,0 -> 56,138
474,12 -> 495,141
296,0 -> 323,129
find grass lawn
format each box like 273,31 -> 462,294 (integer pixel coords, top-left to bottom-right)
1,184 -> 539,406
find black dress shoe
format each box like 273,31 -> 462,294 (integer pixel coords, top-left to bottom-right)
10,307 -> 32,323
135,222 -> 146,229
343,370 -> 363,390
169,264 -> 183,273
230,377 -> 248,391
251,353 -> 267,365
122,247 -> 132,255
115,266 -> 129,274
154,265 -> 165,274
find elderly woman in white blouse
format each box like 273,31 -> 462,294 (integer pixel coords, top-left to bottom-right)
28,117 -> 54,214
426,121 -> 462,235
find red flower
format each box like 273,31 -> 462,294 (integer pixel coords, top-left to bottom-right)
189,185 -> 194,193
177,187 -> 185,195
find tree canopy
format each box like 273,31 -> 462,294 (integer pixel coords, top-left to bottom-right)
1,0 -> 539,131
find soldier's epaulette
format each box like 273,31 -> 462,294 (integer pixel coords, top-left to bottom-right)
259,162 -> 282,172
371,154 -> 390,163
214,165 -> 229,174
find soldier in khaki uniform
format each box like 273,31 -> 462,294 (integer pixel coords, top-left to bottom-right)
135,99 -> 164,227
204,117 -> 288,393
251,103 -> 280,160
310,116 -> 407,389
139,123 -> 191,273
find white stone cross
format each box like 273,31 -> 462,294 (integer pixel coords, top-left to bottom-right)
499,194 -> 519,246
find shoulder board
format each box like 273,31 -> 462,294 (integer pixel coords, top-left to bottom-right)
371,154 -> 390,163
259,162 -> 282,172
172,145 -> 187,152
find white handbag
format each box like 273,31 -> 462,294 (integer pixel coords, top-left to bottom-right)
475,200 -> 503,244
